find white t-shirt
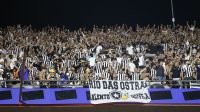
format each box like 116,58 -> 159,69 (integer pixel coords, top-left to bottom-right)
82,49 -> 88,54
126,46 -> 134,55
117,57 -> 123,64
96,45 -> 103,54
10,63 -> 15,69
186,41 -> 189,46
193,48 -> 197,54
10,58 -> 17,69
190,26 -> 195,31
128,62 -> 136,72
88,57 -> 96,67
19,51 -> 24,58
0,75 -> 3,80
185,55 -> 190,60
0,58 -> 4,63
136,46 -> 140,53
138,55 -> 145,67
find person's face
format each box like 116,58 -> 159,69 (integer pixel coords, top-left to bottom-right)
160,61 -> 163,65
152,65 -> 156,69
186,62 -> 190,66
50,72 -> 55,75
175,62 -> 179,67
54,60 -> 57,63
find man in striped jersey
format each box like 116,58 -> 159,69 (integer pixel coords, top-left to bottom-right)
94,60 -> 103,80
162,43 -> 168,54
117,69 -> 127,80
102,58 -> 110,69
102,68 -> 110,80
122,55 -> 130,70
181,61 -> 193,79
111,58 -> 119,71
130,71 -> 140,81
181,61 -> 193,88
150,63 -> 157,80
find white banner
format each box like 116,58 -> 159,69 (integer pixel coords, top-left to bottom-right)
88,80 -> 151,104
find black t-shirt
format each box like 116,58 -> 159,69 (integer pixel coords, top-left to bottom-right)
33,62 -> 42,71
196,65 -> 200,80
156,65 -> 165,77
134,58 -> 139,68
171,66 -> 181,78
3,68 -> 11,79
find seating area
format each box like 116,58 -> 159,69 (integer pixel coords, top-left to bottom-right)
0,24 -> 199,88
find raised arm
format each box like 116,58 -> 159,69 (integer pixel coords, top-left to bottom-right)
194,20 -> 196,26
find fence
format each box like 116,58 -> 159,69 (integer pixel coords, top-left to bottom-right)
0,80 -> 200,88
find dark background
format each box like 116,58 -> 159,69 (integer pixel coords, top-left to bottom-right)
0,0 -> 199,30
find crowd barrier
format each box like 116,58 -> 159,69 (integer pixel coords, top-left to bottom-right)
1,80 -> 200,88
0,88 -> 200,104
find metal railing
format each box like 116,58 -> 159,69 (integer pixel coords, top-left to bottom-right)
0,80 -> 200,88
0,80 -> 83,88
148,80 -> 200,89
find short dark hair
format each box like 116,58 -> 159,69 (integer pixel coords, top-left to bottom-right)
9,54 -> 13,59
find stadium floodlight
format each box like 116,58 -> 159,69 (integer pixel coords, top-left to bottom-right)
171,0 -> 175,29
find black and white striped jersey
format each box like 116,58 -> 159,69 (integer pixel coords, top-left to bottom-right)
117,72 -> 126,80
112,61 -> 119,70
163,43 -> 168,52
181,65 -> 193,78
102,60 -> 109,68
122,58 -> 130,70
42,55 -> 49,63
25,57 -> 32,67
94,72 -> 102,80
130,72 -> 140,80
150,68 -> 157,79
95,61 -> 103,74
49,61 -> 53,67
102,71 -> 110,80
117,46 -> 122,54
76,51 -> 83,59
74,73 -> 81,80
45,61 -> 50,67
66,60 -> 72,68
71,59 -> 78,66
31,67 -> 38,79
14,47 -> 20,56
62,59 -> 67,68
101,54 -> 107,59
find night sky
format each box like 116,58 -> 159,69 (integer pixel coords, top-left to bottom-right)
0,0 -> 200,30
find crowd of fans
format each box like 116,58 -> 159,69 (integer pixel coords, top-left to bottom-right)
0,23 -> 200,88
